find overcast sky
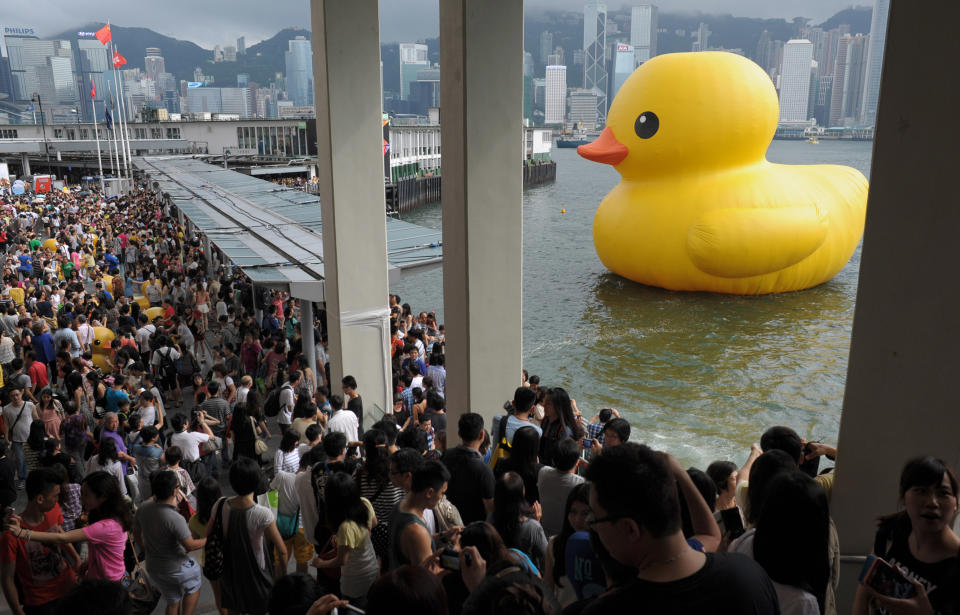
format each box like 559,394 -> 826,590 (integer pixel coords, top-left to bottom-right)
1,0 -> 863,48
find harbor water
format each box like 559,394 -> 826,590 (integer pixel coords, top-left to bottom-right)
391,140 -> 874,468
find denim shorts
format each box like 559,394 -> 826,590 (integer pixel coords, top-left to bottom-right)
150,557 -> 202,604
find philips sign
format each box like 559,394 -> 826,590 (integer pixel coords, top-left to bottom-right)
3,26 -> 35,36
77,31 -> 98,37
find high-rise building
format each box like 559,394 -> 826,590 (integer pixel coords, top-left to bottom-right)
398,43 -> 429,100
237,36 -> 245,55
860,0 -> 889,125
630,5 -> 658,66
821,25 -> 850,77
224,46 -> 237,62
284,36 -> 313,106
213,45 -> 223,63
692,22 -> 711,52
523,51 -> 534,78
611,43 -> 635,99
583,0 -> 608,125
802,27 -> 827,71
546,53 -> 561,66
144,48 -> 165,83
842,34 -> 869,124
828,34 -> 851,126
778,39 -> 813,123
75,38 -> 109,121
567,88 -> 599,131
539,31 -> 553,63
544,65 -> 566,125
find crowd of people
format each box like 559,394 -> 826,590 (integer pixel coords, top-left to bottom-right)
0,181 -> 956,615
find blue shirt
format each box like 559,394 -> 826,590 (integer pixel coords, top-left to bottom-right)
564,531 -> 606,601
17,254 -> 32,271
103,253 -> 119,273
105,388 -> 129,415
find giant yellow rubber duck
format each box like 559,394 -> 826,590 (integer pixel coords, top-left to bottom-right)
578,51 -> 868,294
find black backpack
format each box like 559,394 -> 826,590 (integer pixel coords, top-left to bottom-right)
157,348 -> 178,381
263,385 -> 288,418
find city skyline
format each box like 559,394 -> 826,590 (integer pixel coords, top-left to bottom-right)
3,0 -> 864,48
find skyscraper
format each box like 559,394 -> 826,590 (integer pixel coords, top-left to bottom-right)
237,36 -> 245,56
778,39 -> 813,123
860,0 -> 889,125
544,65 -> 566,125
284,36 -> 313,106
523,51 -> 534,78
842,34 -> 869,124
398,43 -> 429,100
630,5 -> 658,66
539,31 -> 553,64
583,0 -> 608,125
76,38 -> 109,121
828,35 -> 851,126
692,23 -> 711,52
611,44 -> 635,99
144,48 -> 165,83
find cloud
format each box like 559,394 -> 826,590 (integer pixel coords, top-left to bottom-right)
13,0 -> 858,47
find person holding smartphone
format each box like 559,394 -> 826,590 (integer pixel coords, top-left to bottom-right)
853,456 -> 960,614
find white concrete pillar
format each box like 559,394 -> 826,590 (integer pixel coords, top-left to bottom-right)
20,154 -> 30,177
440,0 -> 524,426
311,0 -> 392,419
832,1 -> 960,611
299,299 -> 316,385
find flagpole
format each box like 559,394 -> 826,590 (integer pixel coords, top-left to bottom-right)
117,67 -> 133,175
91,98 -> 105,194
109,38 -> 130,179
107,81 -> 121,175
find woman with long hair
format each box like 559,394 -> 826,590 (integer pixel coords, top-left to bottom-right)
539,387 -> 584,468
4,470 -> 133,581
854,456 -> 960,614
544,483 -> 591,607
358,428 -> 405,561
754,472 -> 830,615
24,420 -> 50,473
85,437 -> 127,497
493,426 -> 542,507
230,402 -> 260,464
490,471 -> 547,571
313,472 -> 379,604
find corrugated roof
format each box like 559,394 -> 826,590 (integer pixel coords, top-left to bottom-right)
134,156 -> 442,286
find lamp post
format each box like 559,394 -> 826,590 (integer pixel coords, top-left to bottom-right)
31,93 -> 50,173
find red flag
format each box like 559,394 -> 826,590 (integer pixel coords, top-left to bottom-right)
90,78 -> 96,99
95,23 -> 111,45
112,51 -> 127,68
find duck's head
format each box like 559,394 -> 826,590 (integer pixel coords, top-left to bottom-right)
578,52 -> 779,178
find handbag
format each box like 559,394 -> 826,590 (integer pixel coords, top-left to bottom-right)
276,509 -> 300,540
203,497 -> 227,580
316,535 -> 341,579
122,536 -> 160,615
251,417 -> 268,455
201,435 -> 222,454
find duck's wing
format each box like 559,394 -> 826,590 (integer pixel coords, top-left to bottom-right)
686,205 -> 827,278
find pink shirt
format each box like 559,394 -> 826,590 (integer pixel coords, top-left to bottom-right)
82,518 -> 127,581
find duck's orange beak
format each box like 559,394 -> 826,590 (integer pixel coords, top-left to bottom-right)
577,127 -> 629,166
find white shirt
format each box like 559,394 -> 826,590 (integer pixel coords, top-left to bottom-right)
327,409 -> 359,443
3,401 -> 35,442
411,375 -> 424,390
236,386 -> 250,405
279,384 -> 295,425
295,470 -> 321,546
77,323 -> 95,347
169,430 -> 210,462
139,404 -> 157,428
136,325 -> 156,352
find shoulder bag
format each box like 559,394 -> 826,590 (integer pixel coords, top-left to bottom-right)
203,497 -> 227,580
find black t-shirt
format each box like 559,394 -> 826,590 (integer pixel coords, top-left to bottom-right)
883,528 -> 960,614
581,552 -> 780,615
347,395 -> 363,426
441,445 -> 496,524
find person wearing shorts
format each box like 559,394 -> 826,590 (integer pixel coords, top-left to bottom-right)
271,462 -> 315,573
134,470 -> 206,615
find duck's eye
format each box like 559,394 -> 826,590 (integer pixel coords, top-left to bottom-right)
634,112 -> 659,139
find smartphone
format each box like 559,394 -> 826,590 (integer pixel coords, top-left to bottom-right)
582,439 -> 593,448
859,555 -> 916,598
439,547 -> 460,571
720,507 -> 745,540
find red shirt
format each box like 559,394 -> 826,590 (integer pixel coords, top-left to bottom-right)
0,506 -> 76,605
27,361 -> 49,389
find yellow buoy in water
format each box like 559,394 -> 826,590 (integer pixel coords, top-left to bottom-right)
561,208 -> 566,214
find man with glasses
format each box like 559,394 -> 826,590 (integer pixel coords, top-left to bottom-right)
581,443 -> 779,614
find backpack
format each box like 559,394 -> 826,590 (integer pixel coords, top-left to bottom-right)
63,414 -> 87,449
309,462 -> 333,546
489,413 -> 512,468
178,351 -> 200,377
157,348 -> 178,381
263,384 -> 288,418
